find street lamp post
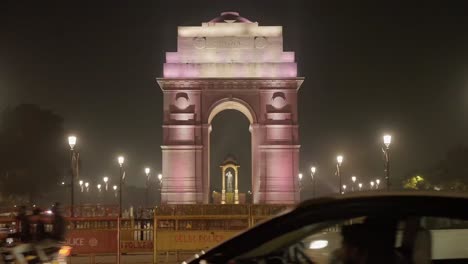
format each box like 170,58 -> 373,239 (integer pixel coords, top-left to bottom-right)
68,136 -> 77,217
383,135 -> 392,191
336,155 -> 343,194
85,182 -> 89,192
376,179 -> 381,189
298,173 -> 303,199
370,181 -> 375,190
158,173 -> 163,205
118,156 -> 125,217
144,167 -> 150,207
79,180 -> 84,192
113,185 -> 118,197
342,185 -> 347,194
103,176 -> 109,191
358,183 -> 363,191
351,176 -> 356,192
310,167 -> 317,198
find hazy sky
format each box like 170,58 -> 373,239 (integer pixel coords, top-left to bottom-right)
1,1 -> 467,198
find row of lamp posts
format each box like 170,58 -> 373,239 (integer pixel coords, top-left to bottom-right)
300,134 -> 392,197
67,136 -> 163,218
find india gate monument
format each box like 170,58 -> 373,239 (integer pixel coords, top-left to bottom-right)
157,12 -> 303,205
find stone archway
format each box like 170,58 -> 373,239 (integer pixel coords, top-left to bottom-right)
207,98 -> 255,205
158,12 -> 303,204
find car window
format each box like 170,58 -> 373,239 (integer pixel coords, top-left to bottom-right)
235,216 -> 468,264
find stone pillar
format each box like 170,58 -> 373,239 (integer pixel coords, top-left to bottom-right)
221,166 -> 226,204
202,124 -> 211,204
234,166 -> 239,204
161,145 -> 203,204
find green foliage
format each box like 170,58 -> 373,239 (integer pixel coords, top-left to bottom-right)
402,175 -> 431,190
402,145 -> 468,192
0,104 -> 66,203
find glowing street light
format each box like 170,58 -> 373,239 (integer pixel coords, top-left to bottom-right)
336,155 -> 343,194
97,184 -> 102,192
113,185 -> 118,197
342,185 -> 347,194
103,176 -> 109,191
68,136 -> 77,150
337,155 -> 343,165
118,156 -> 124,167
358,183 -> 363,191
376,179 -> 381,189
85,182 -> 89,192
370,181 -> 375,189
310,166 -> 317,198
79,180 -> 84,192
383,134 -> 392,191
383,135 -> 392,148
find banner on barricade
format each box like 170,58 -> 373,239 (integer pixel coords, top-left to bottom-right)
66,229 -> 118,254
155,231 -> 240,251
120,240 -> 153,253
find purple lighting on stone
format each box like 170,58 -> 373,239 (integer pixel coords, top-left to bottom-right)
162,12 -> 297,78
159,12 -> 302,205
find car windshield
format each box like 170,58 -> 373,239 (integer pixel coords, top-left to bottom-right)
233,215 -> 468,264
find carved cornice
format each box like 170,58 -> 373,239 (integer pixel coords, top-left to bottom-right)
157,78 -> 304,91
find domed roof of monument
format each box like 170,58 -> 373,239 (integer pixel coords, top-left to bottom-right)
209,12 -> 253,23
222,153 -> 239,166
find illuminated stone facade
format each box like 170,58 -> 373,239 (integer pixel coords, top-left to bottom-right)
158,12 -> 303,204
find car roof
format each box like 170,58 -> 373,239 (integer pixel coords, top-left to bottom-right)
193,192 -> 468,263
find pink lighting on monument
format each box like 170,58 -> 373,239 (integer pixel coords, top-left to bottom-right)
159,12 -> 302,204
163,12 -> 297,78
163,63 -> 297,78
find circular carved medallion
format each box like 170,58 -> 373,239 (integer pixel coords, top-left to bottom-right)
271,94 -> 287,109
193,37 -> 206,49
254,37 -> 268,49
176,96 -> 189,109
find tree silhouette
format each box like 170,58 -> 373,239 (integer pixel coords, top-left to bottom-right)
402,145 -> 468,191
0,104 -> 66,204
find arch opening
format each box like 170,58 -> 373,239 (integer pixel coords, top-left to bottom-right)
209,109 -> 252,204
208,99 -> 256,125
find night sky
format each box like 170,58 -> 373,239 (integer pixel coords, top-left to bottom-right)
1,1 -> 467,198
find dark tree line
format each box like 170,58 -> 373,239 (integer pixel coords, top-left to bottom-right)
0,104 -> 67,205
403,145 -> 468,191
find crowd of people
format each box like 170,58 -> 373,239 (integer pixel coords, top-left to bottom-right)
11,202 -> 66,263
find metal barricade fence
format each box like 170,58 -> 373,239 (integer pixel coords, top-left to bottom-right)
1,204 -> 294,263
152,204 -> 293,263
